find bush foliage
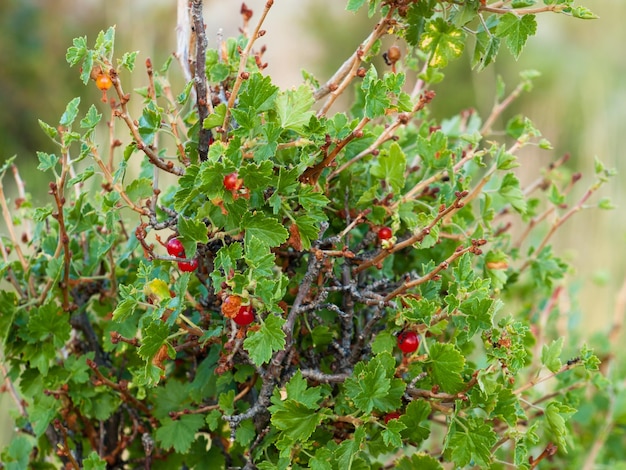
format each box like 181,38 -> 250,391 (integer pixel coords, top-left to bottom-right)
1,1 -> 621,469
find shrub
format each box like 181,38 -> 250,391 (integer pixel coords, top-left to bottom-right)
0,1 -> 618,469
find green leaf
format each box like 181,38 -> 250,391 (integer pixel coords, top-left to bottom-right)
363,72 -> 391,119
83,452 -> 107,470
427,343 -> 465,393
448,417 -> 497,467
119,51 -> 139,71
571,6 -> 598,19
473,32 -> 501,71
38,119 -> 59,140
382,419 -> 406,448
29,395 -> 59,437
499,172 -> 527,214
529,246 -> 567,290
545,401 -> 576,451
27,305 -> 71,348
37,152 -> 59,172
238,72 -> 279,112
242,212 -> 289,248
244,314 -> 286,365
245,236 -> 277,279
541,337 -> 563,373
203,103 -> 228,130
335,426 -> 366,469
80,104 -> 102,129
138,101 -> 162,146
178,216 -> 209,250
0,435 -> 35,470
283,370 -> 324,408
396,453 -> 443,470
400,400 -> 431,444
420,18 -> 465,68
344,353 -> 405,413
60,97 -> 81,127
0,291 -> 18,345
275,85 -> 315,131
270,399 -> 326,442
138,320 -> 171,361
346,0 -> 367,12
125,177 -> 153,201
495,13 -> 537,60
370,143 -> 406,193
66,36 -> 87,66
155,414 -> 205,454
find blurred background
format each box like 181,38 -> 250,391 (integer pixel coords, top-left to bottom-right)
1,0 -> 624,449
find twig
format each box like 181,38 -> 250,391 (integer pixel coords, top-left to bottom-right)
317,9 -> 395,116
383,243 -> 481,301
329,90 -> 435,180
513,360 -> 582,395
300,117 -> 369,185
222,0 -> 274,133
355,191 -> 469,274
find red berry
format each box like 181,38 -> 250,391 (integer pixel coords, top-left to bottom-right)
384,411 -> 402,424
177,259 -> 198,272
223,172 -> 240,191
378,227 -> 393,241
397,331 -> 419,354
233,305 -> 255,326
166,238 -> 185,257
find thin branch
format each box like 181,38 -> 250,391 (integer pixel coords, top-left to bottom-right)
513,360 -> 582,395
222,0 -> 274,132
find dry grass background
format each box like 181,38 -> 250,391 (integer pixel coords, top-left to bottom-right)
1,0 -> 624,450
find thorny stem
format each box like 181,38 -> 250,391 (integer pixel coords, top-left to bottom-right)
481,3 -> 566,15
223,0 -> 274,133
480,79 -> 528,136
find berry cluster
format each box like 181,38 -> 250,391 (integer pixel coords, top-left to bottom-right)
166,238 -> 198,272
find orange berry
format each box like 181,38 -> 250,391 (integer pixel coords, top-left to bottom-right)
95,73 -> 113,91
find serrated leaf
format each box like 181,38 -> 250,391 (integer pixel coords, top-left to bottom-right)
244,314 -> 286,365
495,13 -> 537,60
29,395 -> 58,437
242,212 -> 289,248
541,337 -> 563,373
396,453 -> 443,470
245,236 -> 277,279
499,173 -> 527,214
344,353 -> 405,413
283,370 -> 324,408
37,152 -> 58,172
66,36 -> 87,66
275,85 -> 315,131
400,400 -> 431,444
448,418 -> 497,467
138,320 -> 171,361
270,399 -> 326,442
238,72 -> 279,112
370,143 -> 406,193
1,435 -> 36,470
119,51 -> 139,71
80,105 -> 102,129
138,101 -> 162,146
545,401 -> 576,451
420,18 -> 465,68
125,177 -> 153,201
83,452 -> 107,470
346,0 -> 367,12
155,414 -> 204,454
427,343 -> 465,393
59,97 -> 81,127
